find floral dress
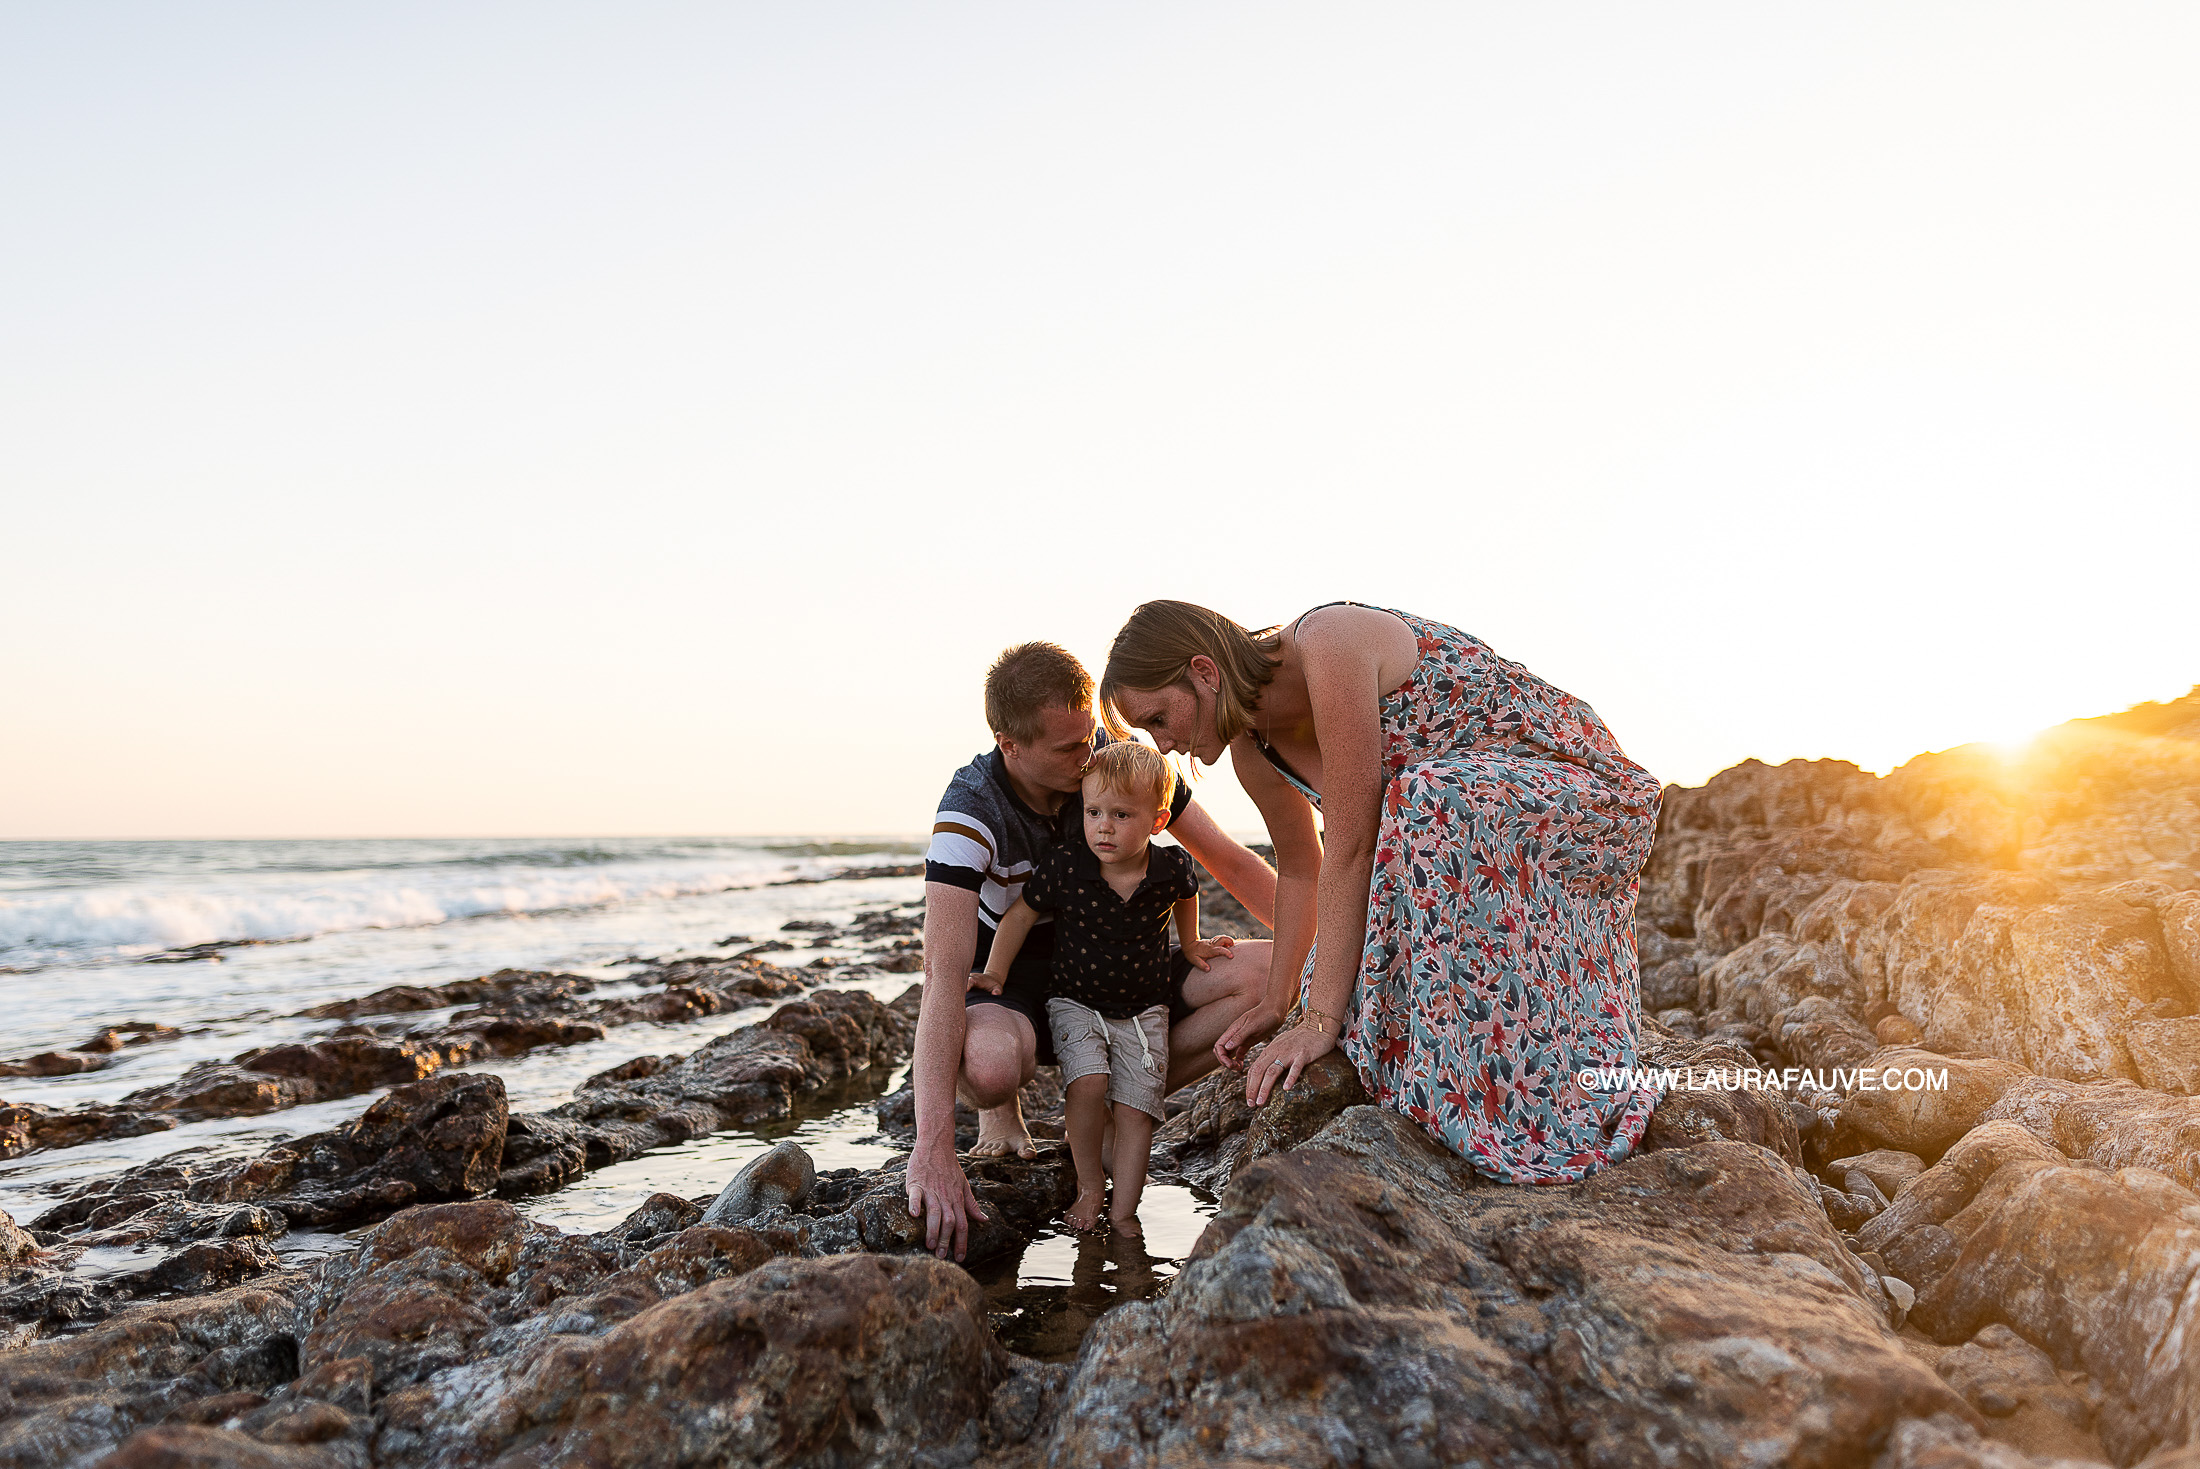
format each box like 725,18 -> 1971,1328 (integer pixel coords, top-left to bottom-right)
1257,605 -> 1663,1184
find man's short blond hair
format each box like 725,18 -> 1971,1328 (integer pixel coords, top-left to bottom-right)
1081,739 -> 1175,813
985,642 -> 1095,746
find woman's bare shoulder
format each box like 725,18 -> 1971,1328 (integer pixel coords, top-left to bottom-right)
1284,606 -> 1425,699
1290,604 -> 1418,668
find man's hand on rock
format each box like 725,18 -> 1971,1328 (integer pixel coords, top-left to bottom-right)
905,1145 -> 988,1262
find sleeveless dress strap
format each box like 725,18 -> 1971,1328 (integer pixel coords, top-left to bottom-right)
1249,600 -> 1370,807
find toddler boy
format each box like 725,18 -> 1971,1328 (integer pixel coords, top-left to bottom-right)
976,741 -> 1231,1234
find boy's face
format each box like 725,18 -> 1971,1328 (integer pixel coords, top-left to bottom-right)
1082,776 -> 1167,863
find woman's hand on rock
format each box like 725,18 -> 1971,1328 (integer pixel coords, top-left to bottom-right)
1213,1001 -> 1285,1074
965,970 -> 1003,995
1246,1024 -> 1336,1106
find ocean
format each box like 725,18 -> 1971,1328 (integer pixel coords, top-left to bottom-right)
0,837 -> 1215,1319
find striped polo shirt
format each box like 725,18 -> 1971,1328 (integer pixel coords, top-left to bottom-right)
925,742 -> 1193,986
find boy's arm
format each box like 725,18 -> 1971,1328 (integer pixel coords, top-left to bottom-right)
979,898 -> 1040,986
1173,894 -> 1200,948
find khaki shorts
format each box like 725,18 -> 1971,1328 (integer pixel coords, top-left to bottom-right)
1046,998 -> 1170,1122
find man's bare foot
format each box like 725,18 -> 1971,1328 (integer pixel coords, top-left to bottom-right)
970,1106 -> 1036,1160
1065,1188 -> 1106,1233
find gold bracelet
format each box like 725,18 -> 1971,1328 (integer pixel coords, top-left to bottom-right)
1302,1004 -> 1342,1033
1300,1012 -> 1337,1036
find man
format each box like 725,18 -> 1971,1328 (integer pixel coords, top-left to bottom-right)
905,641 -> 1278,1261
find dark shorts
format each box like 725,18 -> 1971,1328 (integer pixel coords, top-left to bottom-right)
967,947 -> 1196,1066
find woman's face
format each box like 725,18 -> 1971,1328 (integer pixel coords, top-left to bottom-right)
1117,676 -> 1224,765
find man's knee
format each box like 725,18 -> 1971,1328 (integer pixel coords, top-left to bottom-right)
960,1008 -> 1036,1107
1183,939 -> 1271,1011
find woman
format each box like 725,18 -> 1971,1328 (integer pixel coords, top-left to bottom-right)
1099,600 -> 1662,1184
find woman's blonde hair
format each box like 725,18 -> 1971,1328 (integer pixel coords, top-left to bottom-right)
1099,600 -> 1282,748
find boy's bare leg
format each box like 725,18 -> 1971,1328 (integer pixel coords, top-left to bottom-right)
1062,1075 -> 1110,1231
1108,1102 -> 1156,1238
961,1005 -> 1038,1159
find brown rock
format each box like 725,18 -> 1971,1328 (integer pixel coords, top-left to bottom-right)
1055,1105 -> 1972,1467
376,1253 -> 1007,1468
1858,1119 -> 2200,1462
1878,1012 -> 1926,1045
88,1426 -> 346,1469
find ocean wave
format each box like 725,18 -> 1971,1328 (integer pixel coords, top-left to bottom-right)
0,837 -> 920,890
0,847 -> 919,961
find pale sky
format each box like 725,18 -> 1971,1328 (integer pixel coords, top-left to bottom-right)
4,4 -> 2196,840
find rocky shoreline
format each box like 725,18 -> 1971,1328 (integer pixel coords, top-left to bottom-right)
5,693 -> 2200,1466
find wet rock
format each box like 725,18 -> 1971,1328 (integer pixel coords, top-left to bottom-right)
39,1073 -> 509,1247
0,1099 -> 177,1159
125,1037 -> 483,1121
700,1140 -> 815,1226
0,1049 -> 112,1077
817,1149 -> 1079,1264
0,1283 -> 304,1467
1054,1105 -> 1972,1468
492,1111 -> 594,1198
13,964 -> 823,1159
300,968 -> 598,1019
0,1206 -> 39,1267
528,988 -> 916,1179
82,1022 -> 188,1052
123,1238 -> 284,1298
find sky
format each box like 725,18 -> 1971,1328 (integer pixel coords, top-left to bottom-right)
4,4 -> 2196,840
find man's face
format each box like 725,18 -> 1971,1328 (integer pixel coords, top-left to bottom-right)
999,703 -> 1099,795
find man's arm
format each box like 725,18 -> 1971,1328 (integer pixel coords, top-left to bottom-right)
907,882 -> 988,1259
1167,797 -> 1279,929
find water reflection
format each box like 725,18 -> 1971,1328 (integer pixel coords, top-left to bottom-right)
983,1182 -> 1218,1362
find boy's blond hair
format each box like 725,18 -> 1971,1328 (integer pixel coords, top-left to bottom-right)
1081,739 -> 1175,813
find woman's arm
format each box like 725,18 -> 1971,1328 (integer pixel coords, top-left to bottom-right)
1245,616 -> 1389,1105
1211,736 -> 1323,1071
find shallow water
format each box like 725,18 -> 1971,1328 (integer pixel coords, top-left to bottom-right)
0,838 -> 1219,1350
